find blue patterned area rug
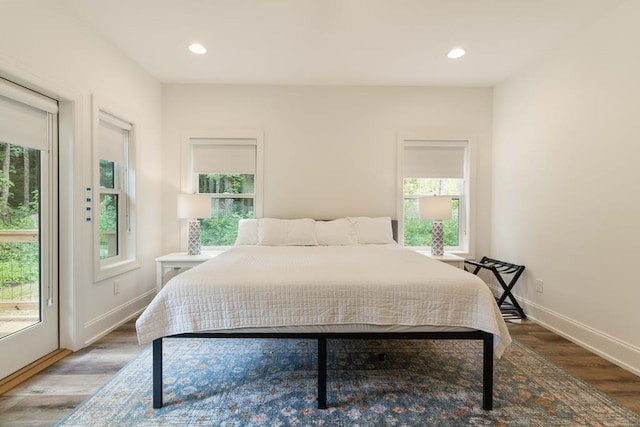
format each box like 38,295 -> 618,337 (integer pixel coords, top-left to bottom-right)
57,337 -> 639,426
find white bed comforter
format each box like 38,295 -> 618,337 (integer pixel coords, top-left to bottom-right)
136,245 -> 511,357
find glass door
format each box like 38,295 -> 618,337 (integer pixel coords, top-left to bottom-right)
0,79 -> 58,380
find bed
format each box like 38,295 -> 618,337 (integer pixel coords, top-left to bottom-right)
136,217 -> 511,410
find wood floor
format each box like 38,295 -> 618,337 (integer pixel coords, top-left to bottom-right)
0,318 -> 638,426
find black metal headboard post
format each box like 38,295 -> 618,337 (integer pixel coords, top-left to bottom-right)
391,219 -> 398,243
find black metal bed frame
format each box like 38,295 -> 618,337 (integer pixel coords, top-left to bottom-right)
152,330 -> 495,411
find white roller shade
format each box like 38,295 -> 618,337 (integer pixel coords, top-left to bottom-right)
192,139 -> 256,175
0,78 -> 57,151
98,111 -> 129,164
0,78 -> 57,114
404,145 -> 465,179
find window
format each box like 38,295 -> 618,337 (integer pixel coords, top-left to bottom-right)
93,103 -> 138,280
399,139 -> 471,253
187,135 -> 263,247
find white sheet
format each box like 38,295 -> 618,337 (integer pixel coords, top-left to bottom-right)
136,245 -> 511,357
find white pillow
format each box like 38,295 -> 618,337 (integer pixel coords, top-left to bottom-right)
235,219 -> 258,245
316,218 -> 357,246
348,216 -> 395,244
258,218 -> 318,246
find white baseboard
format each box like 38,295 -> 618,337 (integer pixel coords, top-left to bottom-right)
521,300 -> 640,376
81,289 -> 156,348
487,284 -> 640,376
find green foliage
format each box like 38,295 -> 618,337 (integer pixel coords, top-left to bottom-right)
98,160 -> 120,259
1,143 -> 40,288
0,172 -> 13,200
0,206 -> 39,288
1,143 -> 39,212
403,178 -> 462,196
198,174 -> 255,245
200,214 -> 245,246
0,255 -> 38,287
99,194 -> 118,233
0,205 -> 38,229
198,174 -> 254,194
200,198 -> 254,246
0,281 -> 38,300
99,194 -> 118,259
99,160 -> 115,189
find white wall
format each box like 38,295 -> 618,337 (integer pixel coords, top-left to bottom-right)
162,85 -> 494,256
0,0 -> 163,350
493,0 -> 640,374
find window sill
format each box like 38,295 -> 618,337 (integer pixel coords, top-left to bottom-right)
408,249 -> 472,260
201,245 -> 234,251
94,258 -> 141,283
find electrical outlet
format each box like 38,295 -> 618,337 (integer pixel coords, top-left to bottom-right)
535,279 -> 543,294
113,279 -> 120,295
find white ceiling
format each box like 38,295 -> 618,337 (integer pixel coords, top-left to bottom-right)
63,0 -> 625,86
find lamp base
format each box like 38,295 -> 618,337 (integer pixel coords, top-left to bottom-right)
431,220 -> 444,256
187,219 -> 201,255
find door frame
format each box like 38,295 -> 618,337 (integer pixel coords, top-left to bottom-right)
0,62 -> 81,355
0,80 -> 59,378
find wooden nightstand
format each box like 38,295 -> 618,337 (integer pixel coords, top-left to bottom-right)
417,251 -> 466,269
155,251 -> 224,292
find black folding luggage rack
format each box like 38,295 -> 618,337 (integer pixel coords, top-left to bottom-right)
465,256 -> 526,319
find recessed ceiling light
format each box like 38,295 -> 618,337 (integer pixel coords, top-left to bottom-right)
447,48 -> 466,59
188,43 -> 207,55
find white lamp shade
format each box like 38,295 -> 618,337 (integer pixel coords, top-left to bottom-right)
419,196 -> 453,221
177,194 -> 211,219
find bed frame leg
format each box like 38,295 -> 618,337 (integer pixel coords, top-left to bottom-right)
317,337 -> 327,409
482,333 -> 494,410
153,338 -> 163,409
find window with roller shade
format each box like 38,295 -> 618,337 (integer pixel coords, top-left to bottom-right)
402,140 -> 468,251
190,138 -> 261,247
95,108 -> 138,278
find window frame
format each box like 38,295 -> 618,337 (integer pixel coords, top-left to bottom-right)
92,95 -> 140,282
181,130 -> 264,251
396,135 -> 475,256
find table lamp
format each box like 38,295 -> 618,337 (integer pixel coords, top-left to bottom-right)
177,194 -> 211,255
420,196 -> 452,256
